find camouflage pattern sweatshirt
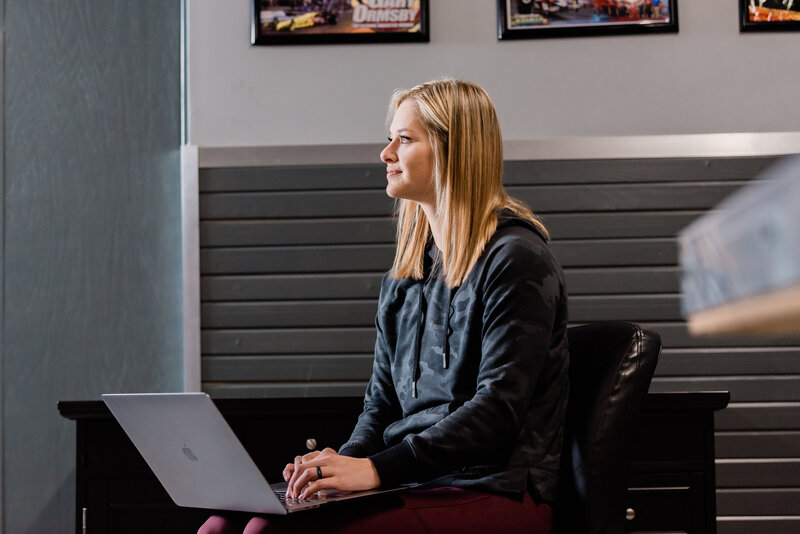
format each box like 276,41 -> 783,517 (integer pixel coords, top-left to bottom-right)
339,210 -> 569,504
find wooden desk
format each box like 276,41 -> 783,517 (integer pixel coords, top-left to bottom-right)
59,392 -> 728,534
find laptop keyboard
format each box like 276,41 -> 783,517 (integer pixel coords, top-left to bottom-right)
275,490 -> 315,505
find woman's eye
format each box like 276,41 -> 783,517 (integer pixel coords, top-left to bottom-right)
387,135 -> 411,144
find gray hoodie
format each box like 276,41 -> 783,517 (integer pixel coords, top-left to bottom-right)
339,210 -> 569,504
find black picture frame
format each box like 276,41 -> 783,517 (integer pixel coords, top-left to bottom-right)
251,1 -> 429,45
740,0 -> 800,32
498,0 -> 679,39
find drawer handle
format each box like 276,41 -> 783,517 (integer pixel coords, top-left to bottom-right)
306,438 -> 317,450
626,508 -> 635,521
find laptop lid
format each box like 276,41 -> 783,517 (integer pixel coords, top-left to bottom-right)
102,392 -> 408,515
102,392 -> 287,515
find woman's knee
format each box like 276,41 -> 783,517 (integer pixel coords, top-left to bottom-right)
198,515 -> 241,534
243,516 -> 272,534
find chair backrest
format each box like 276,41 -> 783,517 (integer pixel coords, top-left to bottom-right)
555,322 -> 661,534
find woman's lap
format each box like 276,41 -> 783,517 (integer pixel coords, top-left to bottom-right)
198,488 -> 552,534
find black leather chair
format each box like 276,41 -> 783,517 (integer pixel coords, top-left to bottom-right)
555,322 -> 662,534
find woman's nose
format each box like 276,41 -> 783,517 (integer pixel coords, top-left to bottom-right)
381,140 -> 397,163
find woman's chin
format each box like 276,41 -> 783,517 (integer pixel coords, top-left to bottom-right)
385,183 -> 403,199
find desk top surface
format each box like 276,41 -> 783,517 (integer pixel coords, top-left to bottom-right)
58,391 -> 730,421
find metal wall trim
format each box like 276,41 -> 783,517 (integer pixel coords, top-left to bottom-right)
198,132 -> 800,168
181,144 -> 201,392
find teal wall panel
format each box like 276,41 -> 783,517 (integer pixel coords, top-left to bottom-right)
2,1 -> 183,532
0,1 -> 5,527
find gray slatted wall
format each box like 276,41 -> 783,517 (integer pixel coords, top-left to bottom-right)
199,155 -> 799,534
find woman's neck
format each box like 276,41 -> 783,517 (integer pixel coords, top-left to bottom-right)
421,203 -> 443,252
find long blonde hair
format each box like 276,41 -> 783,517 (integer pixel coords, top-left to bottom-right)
390,79 -> 549,288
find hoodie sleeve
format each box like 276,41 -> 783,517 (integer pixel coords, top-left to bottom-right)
338,274 -> 403,459
368,230 -> 565,486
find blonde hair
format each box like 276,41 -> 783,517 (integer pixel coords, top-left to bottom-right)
389,79 -> 549,288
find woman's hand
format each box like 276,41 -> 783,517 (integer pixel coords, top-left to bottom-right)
282,447 -> 381,499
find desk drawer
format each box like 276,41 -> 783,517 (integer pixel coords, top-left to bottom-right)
625,473 -> 705,533
625,485 -> 690,531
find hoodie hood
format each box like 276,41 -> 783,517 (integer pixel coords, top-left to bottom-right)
496,208 -> 548,244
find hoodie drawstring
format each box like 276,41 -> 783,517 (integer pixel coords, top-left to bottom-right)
412,280 -> 425,398
443,287 -> 455,370
413,281 -> 456,397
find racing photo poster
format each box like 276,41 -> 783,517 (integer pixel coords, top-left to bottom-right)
740,0 -> 800,31
498,0 -> 678,39
252,0 -> 429,45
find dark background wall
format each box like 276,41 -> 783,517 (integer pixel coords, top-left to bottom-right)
198,153 -> 800,534
1,1 -> 183,532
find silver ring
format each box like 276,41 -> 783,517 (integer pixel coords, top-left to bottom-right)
316,466 -> 323,479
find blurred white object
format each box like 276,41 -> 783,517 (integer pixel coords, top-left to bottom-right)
679,155 -> 800,336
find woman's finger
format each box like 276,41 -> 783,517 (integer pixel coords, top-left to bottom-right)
288,464 -> 318,499
297,462 -> 335,499
282,462 -> 295,482
299,476 -> 334,500
286,455 -> 306,497
286,450 -> 322,492
302,450 -> 321,462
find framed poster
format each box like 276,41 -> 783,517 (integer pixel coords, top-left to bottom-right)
740,0 -> 800,31
498,0 -> 678,39
252,0 -> 429,45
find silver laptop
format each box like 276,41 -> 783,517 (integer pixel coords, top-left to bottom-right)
102,392 -> 406,515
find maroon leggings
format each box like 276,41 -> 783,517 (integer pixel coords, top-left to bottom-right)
197,487 -> 552,534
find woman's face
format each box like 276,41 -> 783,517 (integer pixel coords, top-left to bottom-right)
380,99 -> 435,207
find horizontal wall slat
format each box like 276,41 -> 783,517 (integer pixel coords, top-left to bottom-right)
202,328 -> 375,355
650,376 -> 800,402
200,217 -> 394,247
200,240 -> 678,275
200,183 -> 744,220
551,239 -> 677,267
202,354 -> 373,382
644,323 -> 800,349
201,323 -> 800,356
204,382 -> 368,398
569,294 -> 681,322
202,301 -> 376,328
716,459 -> 800,488
200,190 -> 392,219
564,267 -> 680,295
502,157 -> 778,185
509,182 -> 744,213
717,517 -> 800,534
200,245 -> 394,275
714,431 -> 800,460
201,294 -> 684,328
656,348 -> 800,376
200,267 -> 681,301
198,157 -> 779,192
200,165 -> 383,192
717,488 -> 800,516
543,211 -> 701,239
715,403 -> 800,431
716,431 -> 800,458
199,211 -> 703,248
201,273 -> 384,301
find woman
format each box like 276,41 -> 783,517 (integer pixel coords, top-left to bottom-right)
199,79 -> 569,534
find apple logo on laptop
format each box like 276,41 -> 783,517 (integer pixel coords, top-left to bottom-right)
182,445 -> 199,462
